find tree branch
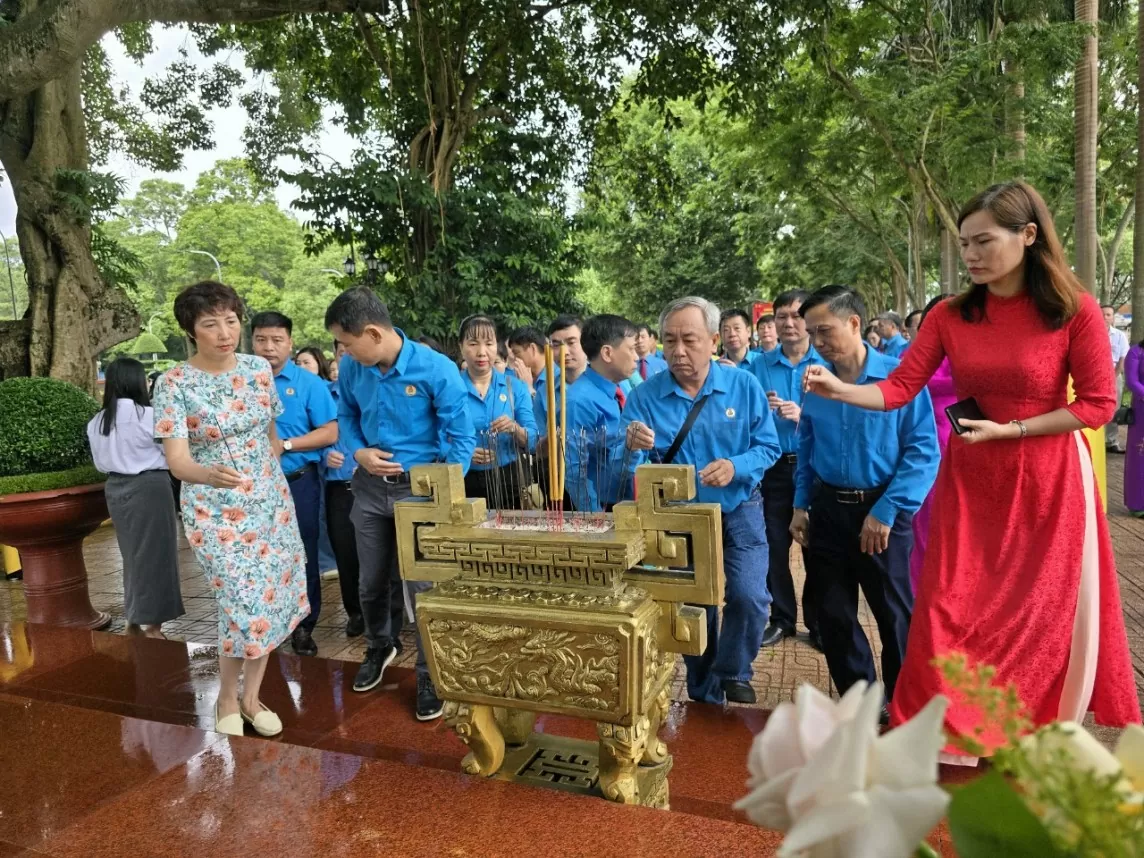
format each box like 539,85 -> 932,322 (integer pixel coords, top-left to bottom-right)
0,0 -> 390,101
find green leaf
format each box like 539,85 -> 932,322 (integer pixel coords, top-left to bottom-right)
947,771 -> 1066,858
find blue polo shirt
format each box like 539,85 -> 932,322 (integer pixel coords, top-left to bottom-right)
273,359 -> 338,474
881,333 -> 908,358
462,369 -> 537,472
725,350 -> 760,369
794,344 -> 938,527
324,381 -> 357,482
751,344 -> 825,455
336,330 -> 476,474
620,362 -> 781,512
634,353 -> 668,383
561,367 -> 628,511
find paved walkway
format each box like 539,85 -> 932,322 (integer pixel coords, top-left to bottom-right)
2,455 -> 1142,714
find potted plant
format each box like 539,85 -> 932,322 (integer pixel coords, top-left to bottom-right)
0,377 -> 111,629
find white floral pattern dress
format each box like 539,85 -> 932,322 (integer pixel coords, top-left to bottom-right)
152,354 -> 309,658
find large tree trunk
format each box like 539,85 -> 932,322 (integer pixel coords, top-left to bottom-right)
910,194 -> 927,309
1074,0 -> 1099,292
939,224 -> 960,293
0,59 -> 138,390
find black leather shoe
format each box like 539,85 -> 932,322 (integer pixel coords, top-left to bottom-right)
291,627 -> 318,657
416,674 -> 444,721
345,614 -> 365,638
760,623 -> 793,649
353,645 -> 396,692
722,680 -> 757,705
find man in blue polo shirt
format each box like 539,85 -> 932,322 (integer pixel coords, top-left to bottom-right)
622,296 -> 781,705
875,311 -> 909,358
718,308 -> 760,369
792,285 -> 938,714
325,288 -> 475,722
633,324 -> 668,385
751,290 -> 826,651
251,311 -> 338,658
561,314 -> 639,511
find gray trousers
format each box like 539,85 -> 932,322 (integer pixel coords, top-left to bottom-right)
349,470 -> 429,678
105,471 -> 185,625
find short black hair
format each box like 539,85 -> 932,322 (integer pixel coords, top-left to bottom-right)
800,285 -> 867,330
507,326 -> 546,350
173,281 -> 244,338
877,311 -> 903,330
581,314 -> 636,361
773,289 -> 812,313
756,314 -> 775,326
635,323 -> 652,337
324,287 -> 393,336
546,314 -> 582,337
250,311 -> 293,335
719,308 -> 752,329
904,309 -> 923,328
417,335 -> 445,354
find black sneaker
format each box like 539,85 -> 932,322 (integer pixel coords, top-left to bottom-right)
292,627 -> 318,657
345,614 -> 365,638
722,680 -> 757,705
353,645 -> 396,692
416,673 -> 443,721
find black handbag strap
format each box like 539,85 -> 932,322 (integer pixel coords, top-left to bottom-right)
662,393 -> 712,464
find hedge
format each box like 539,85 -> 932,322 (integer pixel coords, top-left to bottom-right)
0,377 -> 100,478
0,465 -> 105,497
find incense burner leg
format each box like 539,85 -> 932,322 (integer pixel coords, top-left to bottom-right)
444,701 -> 505,776
597,717 -> 650,805
493,707 -> 537,746
642,687 -> 670,766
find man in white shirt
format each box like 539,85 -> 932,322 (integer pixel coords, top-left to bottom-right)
1104,304 -> 1130,453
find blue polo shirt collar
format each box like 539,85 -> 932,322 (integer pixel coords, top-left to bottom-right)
582,366 -> 618,397
275,359 -> 301,382
463,369 -> 508,399
768,343 -> 819,371
668,361 -> 729,401
829,343 -> 892,384
369,329 -> 415,379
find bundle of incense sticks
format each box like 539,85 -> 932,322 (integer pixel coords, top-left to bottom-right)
542,343 -> 568,526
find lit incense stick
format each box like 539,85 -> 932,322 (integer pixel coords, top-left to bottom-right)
558,344 -> 567,512
544,344 -> 557,512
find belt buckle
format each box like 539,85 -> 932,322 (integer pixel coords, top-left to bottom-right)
380,474 -> 401,485
837,489 -> 862,505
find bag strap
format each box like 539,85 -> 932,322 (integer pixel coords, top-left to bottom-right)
662,393 -> 712,465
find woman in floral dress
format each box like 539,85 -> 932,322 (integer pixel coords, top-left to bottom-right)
153,281 -> 309,739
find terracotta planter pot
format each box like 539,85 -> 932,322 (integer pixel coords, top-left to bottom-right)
0,482 -> 111,630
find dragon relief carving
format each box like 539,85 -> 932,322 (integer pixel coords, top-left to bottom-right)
428,620 -> 620,712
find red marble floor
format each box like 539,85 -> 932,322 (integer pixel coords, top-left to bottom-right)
0,622 -> 965,856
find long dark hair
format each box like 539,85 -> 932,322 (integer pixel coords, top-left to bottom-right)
918,294 -> 951,330
952,181 -> 1081,330
99,357 -> 151,436
295,346 -> 331,380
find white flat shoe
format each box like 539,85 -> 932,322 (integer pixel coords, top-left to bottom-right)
214,702 -> 244,737
240,702 -> 283,737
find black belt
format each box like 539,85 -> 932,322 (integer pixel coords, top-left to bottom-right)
821,482 -> 886,505
780,453 -> 797,465
107,469 -> 168,478
376,472 -> 411,486
327,478 -> 353,488
285,462 -> 317,482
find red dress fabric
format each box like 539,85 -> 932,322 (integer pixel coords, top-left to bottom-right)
878,292 -> 1140,747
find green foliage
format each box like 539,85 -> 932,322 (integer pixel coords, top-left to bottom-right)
125,332 -> 167,354
948,771 -> 1067,858
0,466 -> 105,497
0,378 -> 99,478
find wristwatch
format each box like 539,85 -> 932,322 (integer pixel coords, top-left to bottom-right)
282,439 -> 294,452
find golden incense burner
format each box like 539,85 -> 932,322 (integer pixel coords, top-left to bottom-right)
395,462 -> 723,808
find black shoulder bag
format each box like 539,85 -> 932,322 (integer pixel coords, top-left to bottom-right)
661,394 -> 712,464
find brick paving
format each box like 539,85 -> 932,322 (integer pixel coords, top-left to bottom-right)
3,455 -> 1142,716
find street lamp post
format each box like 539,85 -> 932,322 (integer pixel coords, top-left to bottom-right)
182,248 -> 222,281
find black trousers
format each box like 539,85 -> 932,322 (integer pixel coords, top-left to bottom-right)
325,480 -> 362,620
464,463 -> 523,510
807,487 -> 914,701
761,457 -> 820,634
